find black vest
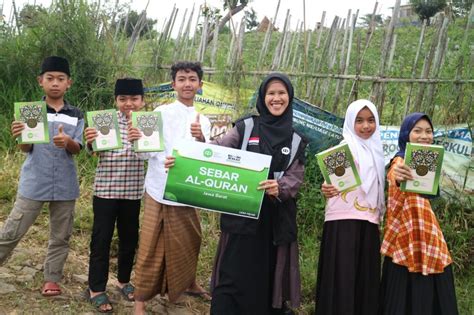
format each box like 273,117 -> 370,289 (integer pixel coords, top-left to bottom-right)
219,116 -> 307,245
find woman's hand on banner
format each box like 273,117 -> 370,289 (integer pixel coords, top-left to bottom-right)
258,179 -> 279,197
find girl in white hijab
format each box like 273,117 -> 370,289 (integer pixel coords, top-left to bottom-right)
315,99 -> 385,315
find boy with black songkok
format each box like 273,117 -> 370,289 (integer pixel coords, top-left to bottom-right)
1,56 -> 84,297
84,78 -> 146,312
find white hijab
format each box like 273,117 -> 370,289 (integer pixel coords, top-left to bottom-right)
342,99 -> 385,211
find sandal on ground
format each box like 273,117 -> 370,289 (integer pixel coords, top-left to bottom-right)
184,290 -> 212,301
41,281 -> 62,297
86,289 -> 113,313
116,283 -> 135,301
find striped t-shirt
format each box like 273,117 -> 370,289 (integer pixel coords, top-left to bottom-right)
93,111 -> 145,200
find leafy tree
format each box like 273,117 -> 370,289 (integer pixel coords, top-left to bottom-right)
244,8 -> 258,31
112,10 -> 157,38
358,13 -> 384,27
451,0 -> 473,17
18,4 -> 47,28
410,0 -> 447,25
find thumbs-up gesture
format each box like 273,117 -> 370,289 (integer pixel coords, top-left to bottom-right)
53,124 -> 71,148
190,113 -> 204,142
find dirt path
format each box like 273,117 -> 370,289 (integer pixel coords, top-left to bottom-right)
0,244 -> 210,314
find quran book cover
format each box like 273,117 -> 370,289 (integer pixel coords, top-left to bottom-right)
14,101 -> 49,144
316,143 -> 361,192
86,109 -> 123,151
400,143 -> 444,195
131,111 -> 164,152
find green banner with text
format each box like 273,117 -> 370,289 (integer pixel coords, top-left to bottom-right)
164,140 -> 272,219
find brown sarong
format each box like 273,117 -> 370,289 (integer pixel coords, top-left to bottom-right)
134,193 -> 202,302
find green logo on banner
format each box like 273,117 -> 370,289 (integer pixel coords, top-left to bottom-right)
203,148 -> 213,158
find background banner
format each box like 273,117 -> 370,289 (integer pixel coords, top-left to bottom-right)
146,83 -> 472,195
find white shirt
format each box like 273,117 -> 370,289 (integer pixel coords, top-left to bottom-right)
144,100 -> 211,206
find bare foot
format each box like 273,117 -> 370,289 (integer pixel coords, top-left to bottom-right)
134,300 -> 146,315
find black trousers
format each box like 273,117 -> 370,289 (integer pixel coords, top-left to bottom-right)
88,196 -> 140,292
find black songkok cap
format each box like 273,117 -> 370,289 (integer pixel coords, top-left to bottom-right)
40,56 -> 70,76
114,78 -> 144,96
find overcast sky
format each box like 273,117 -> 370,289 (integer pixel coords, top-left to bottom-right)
2,0 -> 406,34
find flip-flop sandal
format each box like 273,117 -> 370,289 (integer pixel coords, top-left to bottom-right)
86,289 -> 113,313
116,283 -> 135,302
184,290 -> 212,301
41,281 -> 62,297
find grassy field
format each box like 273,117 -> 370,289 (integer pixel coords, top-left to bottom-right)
0,151 -> 472,314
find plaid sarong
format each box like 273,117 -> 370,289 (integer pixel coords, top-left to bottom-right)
134,193 -> 202,302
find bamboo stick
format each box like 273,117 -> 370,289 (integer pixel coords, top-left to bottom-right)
413,13 -> 445,112
211,16 -> 220,67
332,10 -> 352,113
271,9 -> 291,70
187,5 -> 202,60
425,16 -> 450,117
173,9 -> 188,60
316,11 -> 326,48
404,20 -> 426,116
349,1 -> 378,104
257,0 -> 281,68
142,65 -> 474,84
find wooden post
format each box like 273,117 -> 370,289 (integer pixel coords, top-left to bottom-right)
197,13 -> 210,62
182,5 -> 195,60
403,20 -> 426,116
332,10 -> 351,113
174,8 -> 188,60
187,5 -> 202,60
413,14 -> 445,112
316,11 -> 326,48
371,0 -> 400,117
349,1 -> 378,105
272,9 -> 291,70
258,0 -> 281,68
210,16 -> 220,67
425,16 -> 450,117
452,3 -> 474,118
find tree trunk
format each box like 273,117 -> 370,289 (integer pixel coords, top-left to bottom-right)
206,3 -> 247,44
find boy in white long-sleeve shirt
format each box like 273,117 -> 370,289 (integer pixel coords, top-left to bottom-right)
129,62 -> 212,315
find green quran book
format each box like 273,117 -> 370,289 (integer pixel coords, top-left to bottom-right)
316,143 -> 361,192
400,143 -> 444,195
86,109 -> 122,151
131,111 -> 164,152
14,101 -> 49,144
